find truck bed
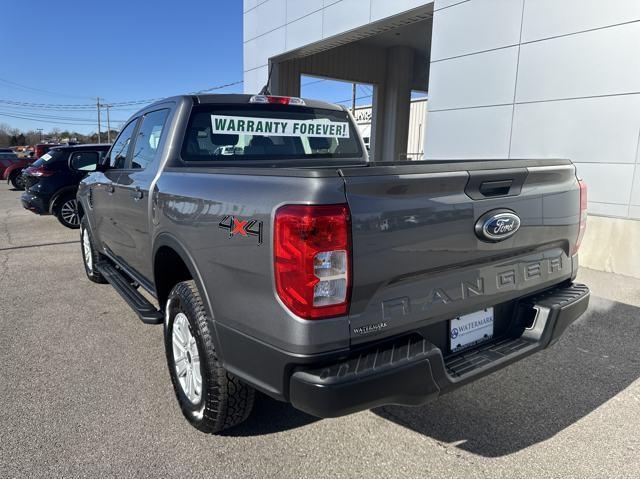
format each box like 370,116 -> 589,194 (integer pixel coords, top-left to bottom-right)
157,157 -> 580,352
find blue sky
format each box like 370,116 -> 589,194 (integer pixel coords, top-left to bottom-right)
1,0 -> 246,134
0,0 -> 416,135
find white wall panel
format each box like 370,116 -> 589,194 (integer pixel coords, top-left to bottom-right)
244,65 -> 269,94
371,0 -> 431,22
244,0 -> 287,41
286,11 -> 323,50
431,0 -> 523,61
630,167 -> 640,206
244,0 -> 259,13
574,163 -> 635,206
244,27 -> 286,71
510,94 -> 640,164
522,0 -> 640,43
586,202 -> 629,218
287,0 -> 324,22
428,46 -> 518,110
425,105 -> 513,159
629,205 -> 640,219
434,0 -> 469,10
322,0 -> 372,39
516,22 -> 640,103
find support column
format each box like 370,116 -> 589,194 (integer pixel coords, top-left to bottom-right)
270,60 -> 301,97
370,83 -> 387,162
379,46 -> 414,162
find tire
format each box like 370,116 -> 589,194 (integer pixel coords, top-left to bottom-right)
55,194 -> 81,229
9,170 -> 25,190
165,280 -> 255,434
80,217 -> 106,284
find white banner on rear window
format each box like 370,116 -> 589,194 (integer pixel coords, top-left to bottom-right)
210,115 -> 350,139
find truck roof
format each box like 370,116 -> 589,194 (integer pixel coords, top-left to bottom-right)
143,94 -> 345,113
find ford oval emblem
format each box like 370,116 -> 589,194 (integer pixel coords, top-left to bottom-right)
475,209 -> 521,242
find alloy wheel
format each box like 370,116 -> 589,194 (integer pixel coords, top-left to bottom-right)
82,228 -> 92,273
172,313 -> 202,404
60,199 -> 80,227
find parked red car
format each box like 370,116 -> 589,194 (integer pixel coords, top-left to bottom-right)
34,143 -> 60,159
1,144 -> 60,190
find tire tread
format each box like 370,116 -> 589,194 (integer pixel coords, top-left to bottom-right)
167,280 -> 255,433
80,217 -> 106,284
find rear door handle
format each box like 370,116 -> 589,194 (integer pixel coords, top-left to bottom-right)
106,183 -> 115,194
131,187 -> 143,200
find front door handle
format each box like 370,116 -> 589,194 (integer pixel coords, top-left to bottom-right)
106,183 -> 115,194
131,187 -> 143,201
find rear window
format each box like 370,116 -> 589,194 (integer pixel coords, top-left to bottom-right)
181,104 -> 363,162
32,149 -> 66,166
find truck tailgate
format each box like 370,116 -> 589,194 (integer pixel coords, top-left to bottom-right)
340,160 -> 580,345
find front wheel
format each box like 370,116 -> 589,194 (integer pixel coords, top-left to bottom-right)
9,170 -> 25,190
55,194 -> 81,229
165,280 -> 255,434
80,218 -> 106,284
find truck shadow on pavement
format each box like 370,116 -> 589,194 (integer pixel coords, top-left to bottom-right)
373,296 -> 640,457
221,393 -> 319,436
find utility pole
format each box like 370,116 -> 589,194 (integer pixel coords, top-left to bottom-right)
36,128 -> 43,142
351,83 -> 357,115
106,104 -> 111,143
96,97 -> 102,143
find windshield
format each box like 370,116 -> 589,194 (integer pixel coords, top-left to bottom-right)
181,104 -> 364,162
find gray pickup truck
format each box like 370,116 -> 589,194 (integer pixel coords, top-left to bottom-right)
74,93 -> 590,434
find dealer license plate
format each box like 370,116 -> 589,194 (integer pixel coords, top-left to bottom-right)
450,308 -> 494,353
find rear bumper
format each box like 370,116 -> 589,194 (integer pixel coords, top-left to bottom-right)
21,191 -> 48,215
288,283 -> 589,418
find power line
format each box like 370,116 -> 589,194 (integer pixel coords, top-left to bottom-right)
358,85 -> 372,97
301,78 -> 327,87
0,109 -> 125,123
101,80 -> 245,107
191,80 -> 244,94
0,103 -> 96,112
334,94 -> 372,105
0,76 -> 95,100
0,79 -> 244,110
0,112 -> 105,127
0,99 -> 96,109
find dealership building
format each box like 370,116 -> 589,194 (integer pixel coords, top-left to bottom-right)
243,0 -> 640,277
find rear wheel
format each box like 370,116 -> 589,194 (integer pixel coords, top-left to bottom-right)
9,170 -> 25,190
165,280 -> 255,434
55,194 -> 81,229
80,217 -> 106,284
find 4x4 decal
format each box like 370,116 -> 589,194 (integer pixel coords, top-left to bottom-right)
218,216 -> 263,245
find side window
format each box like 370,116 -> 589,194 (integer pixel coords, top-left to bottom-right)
130,109 -> 169,170
70,151 -> 99,171
108,119 -> 138,169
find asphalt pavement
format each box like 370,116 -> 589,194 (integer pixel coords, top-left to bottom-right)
1,184 -> 639,478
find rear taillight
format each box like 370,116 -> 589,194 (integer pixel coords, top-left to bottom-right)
572,179 -> 587,255
28,166 -> 54,177
274,204 -> 351,320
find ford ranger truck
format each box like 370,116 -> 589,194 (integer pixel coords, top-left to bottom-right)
74,94 -> 590,434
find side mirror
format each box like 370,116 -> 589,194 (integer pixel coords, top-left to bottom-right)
69,151 -> 100,172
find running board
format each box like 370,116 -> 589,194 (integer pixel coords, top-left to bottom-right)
95,262 -> 163,325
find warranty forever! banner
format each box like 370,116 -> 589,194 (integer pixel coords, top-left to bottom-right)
211,115 -> 350,139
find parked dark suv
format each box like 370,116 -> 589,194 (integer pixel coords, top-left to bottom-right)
21,144 -> 110,228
